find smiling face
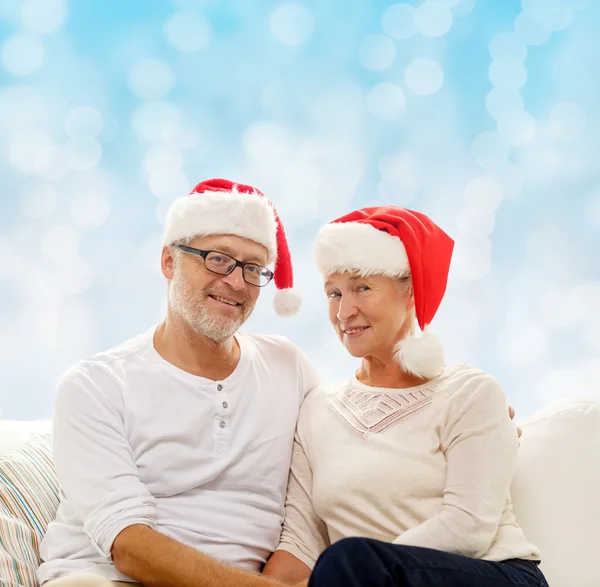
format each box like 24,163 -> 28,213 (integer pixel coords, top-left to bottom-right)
161,234 -> 269,342
324,272 -> 415,360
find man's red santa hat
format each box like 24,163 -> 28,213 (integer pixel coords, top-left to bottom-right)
313,206 -> 455,378
163,178 -> 301,317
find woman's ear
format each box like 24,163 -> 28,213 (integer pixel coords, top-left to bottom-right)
406,286 -> 416,311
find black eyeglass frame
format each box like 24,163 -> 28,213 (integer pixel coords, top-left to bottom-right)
175,244 -> 274,287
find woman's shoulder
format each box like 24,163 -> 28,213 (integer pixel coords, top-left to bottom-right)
434,364 -> 506,406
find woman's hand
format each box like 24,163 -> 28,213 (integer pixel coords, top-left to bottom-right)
508,405 -> 522,438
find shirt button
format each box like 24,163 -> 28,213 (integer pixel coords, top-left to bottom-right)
217,384 -> 223,391
220,421 -> 226,429
222,401 -> 228,409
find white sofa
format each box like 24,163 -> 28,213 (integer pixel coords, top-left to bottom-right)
1,399 -> 599,587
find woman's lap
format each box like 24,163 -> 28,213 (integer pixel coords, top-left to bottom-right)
308,537 -> 548,587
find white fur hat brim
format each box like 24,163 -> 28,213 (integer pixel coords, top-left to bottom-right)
313,221 -> 410,277
163,189 -> 278,263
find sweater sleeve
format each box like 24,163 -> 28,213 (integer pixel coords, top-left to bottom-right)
275,431 -> 330,569
52,363 -> 157,558
393,374 -> 518,558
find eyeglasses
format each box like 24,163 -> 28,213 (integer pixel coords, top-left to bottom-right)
175,244 -> 274,287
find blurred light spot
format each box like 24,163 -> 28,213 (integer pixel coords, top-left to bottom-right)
64,106 -> 104,139
464,176 -> 504,211
489,163 -> 523,199
405,58 -> 444,95
144,145 -> 183,175
129,59 -> 174,100
485,87 -> 525,120
414,1 -> 453,38
381,3 -> 416,40
164,11 -> 211,52
517,136 -> 561,187
456,206 -> 495,238
57,301 -> 96,353
269,3 -> 314,47
1,33 -> 45,76
366,83 -> 406,120
358,34 -> 396,71
70,191 -> 111,228
514,12 -> 551,46
540,286 -> 586,328
55,257 -> 94,295
242,122 -> 292,166
132,102 -> 180,142
453,240 -> 492,281
281,162 -> 321,199
570,284 -> 600,324
41,226 -> 79,263
22,309 -> 59,348
276,195 -> 320,228
379,152 -> 420,189
471,132 -> 509,169
0,85 -> 42,133
34,144 -> 70,182
65,138 -> 103,171
8,129 -> 52,173
489,56 -> 527,89
499,322 -> 547,365
148,169 -> 190,201
497,111 -> 536,146
155,199 -> 172,227
548,101 -> 586,140
522,0 -> 572,32
21,0 -> 67,34
452,0 -> 477,17
19,181 -> 56,219
489,32 -> 527,60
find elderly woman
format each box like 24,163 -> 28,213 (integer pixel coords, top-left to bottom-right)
263,207 -> 549,587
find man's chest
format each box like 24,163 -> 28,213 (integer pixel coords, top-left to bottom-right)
122,379 -> 301,497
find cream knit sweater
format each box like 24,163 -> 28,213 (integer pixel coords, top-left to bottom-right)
276,364 -> 540,568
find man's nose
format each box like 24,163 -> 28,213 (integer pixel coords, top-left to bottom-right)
221,265 -> 247,290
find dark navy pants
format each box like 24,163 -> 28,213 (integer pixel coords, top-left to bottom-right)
308,538 -> 549,587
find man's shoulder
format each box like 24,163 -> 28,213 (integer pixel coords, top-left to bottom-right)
61,328 -> 155,383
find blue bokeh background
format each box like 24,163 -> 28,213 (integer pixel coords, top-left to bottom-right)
1,0 -> 598,420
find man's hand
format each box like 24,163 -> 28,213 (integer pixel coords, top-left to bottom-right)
508,405 -> 522,438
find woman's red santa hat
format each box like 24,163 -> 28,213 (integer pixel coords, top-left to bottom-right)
163,178 -> 301,317
313,206 -> 455,378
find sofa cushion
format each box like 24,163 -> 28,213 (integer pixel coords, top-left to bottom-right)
0,421 -> 52,453
0,434 -> 59,587
511,399 -> 600,587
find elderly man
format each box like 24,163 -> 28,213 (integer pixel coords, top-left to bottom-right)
38,178 -> 317,587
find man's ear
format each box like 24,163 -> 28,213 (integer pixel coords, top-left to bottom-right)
161,246 -> 176,280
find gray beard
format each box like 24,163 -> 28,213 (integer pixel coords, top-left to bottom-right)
169,271 -> 254,342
